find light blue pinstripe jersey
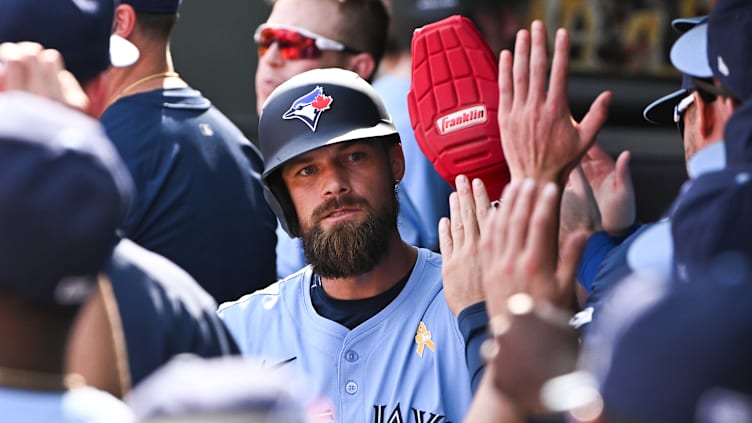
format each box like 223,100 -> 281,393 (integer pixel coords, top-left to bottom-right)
218,248 -> 472,423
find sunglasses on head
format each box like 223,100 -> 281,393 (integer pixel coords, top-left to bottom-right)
254,24 -> 361,60
673,92 -> 695,138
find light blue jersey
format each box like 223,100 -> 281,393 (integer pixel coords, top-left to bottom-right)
219,248 -> 472,422
0,386 -> 134,423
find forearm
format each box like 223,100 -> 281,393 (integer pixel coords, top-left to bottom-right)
463,368 -> 527,423
458,301 -> 489,393
577,222 -> 640,293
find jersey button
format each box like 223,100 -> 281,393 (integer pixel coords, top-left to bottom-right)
345,381 -> 358,395
345,350 -> 359,362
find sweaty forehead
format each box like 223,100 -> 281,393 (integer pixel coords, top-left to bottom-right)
266,0 -> 345,41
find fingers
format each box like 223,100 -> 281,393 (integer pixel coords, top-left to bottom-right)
584,142 -> 611,163
512,28 -> 530,107
498,50 -> 513,116
506,179 -> 537,253
567,166 -> 587,193
578,91 -> 612,147
547,28 -> 571,107
490,180 -> 522,255
528,20 -> 548,105
438,216 -> 454,259
526,182 -> 560,269
555,230 -> 588,305
0,42 -> 28,90
0,42 -> 87,112
455,175 -> 481,246
472,178 -> 492,225
614,150 -> 632,188
27,48 -> 67,102
57,68 -> 90,113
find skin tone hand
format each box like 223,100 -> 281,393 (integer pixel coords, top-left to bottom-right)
0,42 -> 90,113
579,144 -> 635,235
439,174 -> 493,317
477,179 -> 586,414
498,20 -> 611,187
480,179 -> 587,309
561,165 -> 602,244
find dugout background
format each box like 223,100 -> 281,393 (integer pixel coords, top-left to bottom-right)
171,0 -> 700,224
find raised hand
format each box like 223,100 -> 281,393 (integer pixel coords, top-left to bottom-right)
0,42 -> 90,114
580,144 -> 635,235
561,165 -> 602,245
477,179 -> 586,414
498,21 -> 611,186
480,179 -> 587,315
439,175 -> 492,316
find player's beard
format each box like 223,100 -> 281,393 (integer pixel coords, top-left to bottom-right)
301,189 -> 399,278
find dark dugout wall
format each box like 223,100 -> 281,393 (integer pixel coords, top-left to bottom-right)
172,0 -> 271,139
170,0 -> 693,222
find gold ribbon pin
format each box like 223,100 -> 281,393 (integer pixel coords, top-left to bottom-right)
415,322 -> 435,357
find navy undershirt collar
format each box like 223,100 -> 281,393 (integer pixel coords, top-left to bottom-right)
310,270 -> 411,330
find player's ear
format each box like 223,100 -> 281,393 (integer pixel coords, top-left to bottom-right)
347,53 -> 376,82
113,4 -> 137,39
694,90 -> 719,140
387,139 -> 406,183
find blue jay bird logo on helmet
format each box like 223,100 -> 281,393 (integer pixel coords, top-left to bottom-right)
282,86 -> 333,131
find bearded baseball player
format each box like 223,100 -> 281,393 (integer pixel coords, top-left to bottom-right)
219,68 -> 482,422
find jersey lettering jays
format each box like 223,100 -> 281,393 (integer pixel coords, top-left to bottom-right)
218,248 -> 472,422
374,404 -> 452,423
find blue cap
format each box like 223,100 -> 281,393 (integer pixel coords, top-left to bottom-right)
642,16 -> 705,125
599,281 -> 752,422
0,0 -> 138,83
671,0 -> 752,101
643,73 -> 696,125
0,92 -> 134,306
671,15 -> 707,33
122,0 -> 181,13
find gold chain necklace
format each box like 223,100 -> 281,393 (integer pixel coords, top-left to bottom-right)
115,71 -> 180,101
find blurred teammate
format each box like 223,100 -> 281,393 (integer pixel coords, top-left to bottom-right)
103,0 -> 277,303
0,91 -> 135,422
0,0 -> 240,394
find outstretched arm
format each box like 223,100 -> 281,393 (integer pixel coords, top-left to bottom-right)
439,175 -> 493,393
476,179 -> 585,416
498,21 -> 611,187
579,144 -> 635,236
440,175 -> 492,317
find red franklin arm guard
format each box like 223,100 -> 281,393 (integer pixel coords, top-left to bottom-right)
407,15 -> 510,201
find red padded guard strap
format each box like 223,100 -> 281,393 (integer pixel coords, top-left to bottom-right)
408,15 -> 510,200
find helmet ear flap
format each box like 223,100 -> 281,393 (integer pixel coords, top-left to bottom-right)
264,172 -> 300,238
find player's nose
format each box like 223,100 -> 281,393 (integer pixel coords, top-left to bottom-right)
321,166 -> 351,198
259,42 -> 284,66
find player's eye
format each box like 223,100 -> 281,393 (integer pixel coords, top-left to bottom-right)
297,165 -> 315,176
348,152 -> 365,162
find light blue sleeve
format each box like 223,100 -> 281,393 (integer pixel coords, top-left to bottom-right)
275,222 -> 306,279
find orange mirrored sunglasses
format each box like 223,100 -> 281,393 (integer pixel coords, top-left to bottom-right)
254,24 -> 361,60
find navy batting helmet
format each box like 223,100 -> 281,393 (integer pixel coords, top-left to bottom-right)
259,68 -> 398,237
